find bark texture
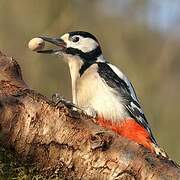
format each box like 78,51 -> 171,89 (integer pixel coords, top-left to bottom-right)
0,51 -> 179,179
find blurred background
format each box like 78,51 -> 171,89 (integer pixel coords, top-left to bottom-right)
0,0 -> 179,162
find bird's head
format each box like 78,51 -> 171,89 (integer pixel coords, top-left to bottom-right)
38,31 -> 102,64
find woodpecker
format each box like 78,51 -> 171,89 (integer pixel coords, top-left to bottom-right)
37,31 -> 167,157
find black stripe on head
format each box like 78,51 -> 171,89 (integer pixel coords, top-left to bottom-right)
68,31 -> 99,43
66,46 -> 102,62
66,46 -> 102,76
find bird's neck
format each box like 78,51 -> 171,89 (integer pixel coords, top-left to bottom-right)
67,55 -> 106,104
67,57 -> 83,104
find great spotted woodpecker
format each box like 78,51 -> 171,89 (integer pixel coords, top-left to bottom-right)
37,31 -> 167,157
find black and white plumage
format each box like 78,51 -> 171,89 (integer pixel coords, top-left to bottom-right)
37,31 -> 167,157
97,62 -> 158,145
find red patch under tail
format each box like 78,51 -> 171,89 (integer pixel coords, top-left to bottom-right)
96,117 -> 154,152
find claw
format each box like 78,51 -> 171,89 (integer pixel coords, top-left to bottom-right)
52,93 -> 63,104
51,93 -> 80,109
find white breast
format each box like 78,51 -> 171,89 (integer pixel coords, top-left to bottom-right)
76,64 -> 129,121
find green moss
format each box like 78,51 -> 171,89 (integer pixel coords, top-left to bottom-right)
0,146 -> 65,180
0,147 -> 37,179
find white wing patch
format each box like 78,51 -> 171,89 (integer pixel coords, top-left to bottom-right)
108,64 -> 139,102
130,101 -> 144,114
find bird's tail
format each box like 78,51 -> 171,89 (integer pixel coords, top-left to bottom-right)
151,143 -> 179,167
151,143 -> 168,158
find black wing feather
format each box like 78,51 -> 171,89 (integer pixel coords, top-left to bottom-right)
97,62 -> 157,144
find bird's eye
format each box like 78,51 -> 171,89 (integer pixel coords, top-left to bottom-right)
71,36 -> 80,43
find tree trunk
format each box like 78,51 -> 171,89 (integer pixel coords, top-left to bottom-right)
0,51 -> 179,179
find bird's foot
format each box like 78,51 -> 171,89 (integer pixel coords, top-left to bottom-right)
51,93 -> 97,118
51,93 -> 76,109
52,93 -> 63,104
68,106 -> 97,119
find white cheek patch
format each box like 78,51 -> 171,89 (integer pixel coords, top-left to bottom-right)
62,34 -> 98,53
70,37 -> 98,53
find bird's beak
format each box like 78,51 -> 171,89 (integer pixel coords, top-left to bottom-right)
37,36 -> 67,54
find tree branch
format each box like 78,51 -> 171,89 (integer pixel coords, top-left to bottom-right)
0,51 -> 179,179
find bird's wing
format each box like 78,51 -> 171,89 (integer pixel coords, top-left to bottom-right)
97,62 -> 157,144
